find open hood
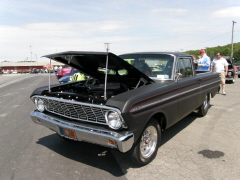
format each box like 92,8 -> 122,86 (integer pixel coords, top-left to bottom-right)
43,51 -> 154,83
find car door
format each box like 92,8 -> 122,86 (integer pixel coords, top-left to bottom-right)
175,56 -> 201,120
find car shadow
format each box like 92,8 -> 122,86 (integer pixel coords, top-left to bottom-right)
36,133 -> 126,177
110,111 -> 205,171
36,108 -> 211,175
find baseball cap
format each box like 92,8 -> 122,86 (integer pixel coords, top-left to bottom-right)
198,50 -> 205,54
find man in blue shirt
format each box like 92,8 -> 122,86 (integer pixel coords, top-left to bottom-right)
197,50 -> 210,70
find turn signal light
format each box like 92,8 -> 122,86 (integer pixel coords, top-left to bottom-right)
108,139 -> 115,145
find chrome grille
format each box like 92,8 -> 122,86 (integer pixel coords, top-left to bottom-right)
34,96 -> 110,125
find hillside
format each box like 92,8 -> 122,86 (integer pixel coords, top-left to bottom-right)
185,42 -> 240,62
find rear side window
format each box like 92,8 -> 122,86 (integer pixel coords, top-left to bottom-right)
176,58 -> 193,78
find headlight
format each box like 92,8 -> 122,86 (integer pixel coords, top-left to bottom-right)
34,98 -> 45,112
105,111 -> 122,129
228,72 -> 232,76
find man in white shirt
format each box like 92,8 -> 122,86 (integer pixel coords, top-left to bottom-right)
211,52 -> 228,95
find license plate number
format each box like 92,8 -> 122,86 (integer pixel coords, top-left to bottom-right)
59,127 -> 77,140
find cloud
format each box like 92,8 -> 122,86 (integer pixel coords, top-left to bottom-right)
151,8 -> 187,15
212,6 -> 240,18
0,21 -> 134,61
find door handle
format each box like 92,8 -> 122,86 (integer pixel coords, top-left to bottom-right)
198,78 -> 202,81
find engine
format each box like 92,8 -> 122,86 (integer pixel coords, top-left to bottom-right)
42,80 -> 128,105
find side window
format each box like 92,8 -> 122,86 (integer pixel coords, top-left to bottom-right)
176,58 -> 193,78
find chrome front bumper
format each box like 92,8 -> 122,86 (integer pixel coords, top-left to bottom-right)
30,111 -> 134,153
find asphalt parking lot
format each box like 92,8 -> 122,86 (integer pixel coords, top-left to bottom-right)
0,74 -> 240,180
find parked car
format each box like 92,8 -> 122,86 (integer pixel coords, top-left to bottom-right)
30,68 -> 38,74
30,51 -> 219,166
223,56 -> 235,83
234,66 -> 240,78
56,67 -> 71,79
21,70 -> 26,74
59,68 -> 79,83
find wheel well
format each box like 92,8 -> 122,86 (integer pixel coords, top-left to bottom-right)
151,113 -> 167,130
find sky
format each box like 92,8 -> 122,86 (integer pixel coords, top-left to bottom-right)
0,0 -> 239,62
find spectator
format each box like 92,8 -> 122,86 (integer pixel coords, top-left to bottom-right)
54,66 -> 58,74
211,52 -> 228,95
197,50 -> 210,71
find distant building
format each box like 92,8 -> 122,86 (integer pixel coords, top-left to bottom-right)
0,61 -> 64,72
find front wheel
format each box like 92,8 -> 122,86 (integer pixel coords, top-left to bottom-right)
197,94 -> 210,117
130,119 -> 161,166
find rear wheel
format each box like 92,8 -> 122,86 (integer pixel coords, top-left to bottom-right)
130,118 -> 161,166
197,94 -> 210,117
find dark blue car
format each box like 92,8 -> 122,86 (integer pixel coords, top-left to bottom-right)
58,68 -> 79,83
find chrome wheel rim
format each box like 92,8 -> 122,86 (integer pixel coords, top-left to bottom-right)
140,125 -> 158,158
203,95 -> 209,110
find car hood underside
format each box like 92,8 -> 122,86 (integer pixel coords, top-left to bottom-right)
43,51 -> 153,84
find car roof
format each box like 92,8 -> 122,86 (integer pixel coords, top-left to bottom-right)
119,52 -> 191,57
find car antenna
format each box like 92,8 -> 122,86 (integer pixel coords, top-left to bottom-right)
104,43 -> 110,101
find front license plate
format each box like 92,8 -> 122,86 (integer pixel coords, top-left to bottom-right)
59,127 -> 77,140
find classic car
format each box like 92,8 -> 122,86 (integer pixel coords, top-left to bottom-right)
56,67 -> 72,79
30,51 -> 220,166
223,56 -> 235,83
58,68 -> 79,83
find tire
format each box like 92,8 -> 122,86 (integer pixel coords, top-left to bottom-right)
130,118 -> 161,166
197,94 -> 210,117
238,75 -> 240,78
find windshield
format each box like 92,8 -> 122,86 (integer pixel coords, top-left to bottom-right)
119,54 -> 174,80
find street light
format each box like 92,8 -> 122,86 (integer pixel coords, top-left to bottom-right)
231,21 -> 237,58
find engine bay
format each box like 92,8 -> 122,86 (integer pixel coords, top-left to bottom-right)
42,79 -> 131,105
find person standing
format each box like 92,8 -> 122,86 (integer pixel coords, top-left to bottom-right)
197,50 -> 210,70
54,66 -> 58,74
211,52 -> 228,95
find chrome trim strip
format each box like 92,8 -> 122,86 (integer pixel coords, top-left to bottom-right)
130,80 -> 219,113
30,111 -> 134,152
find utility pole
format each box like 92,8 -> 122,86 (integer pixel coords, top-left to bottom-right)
231,21 -> 237,58
30,45 -> 32,61
35,54 -> 37,62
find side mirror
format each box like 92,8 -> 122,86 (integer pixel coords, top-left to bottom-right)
175,73 -> 183,82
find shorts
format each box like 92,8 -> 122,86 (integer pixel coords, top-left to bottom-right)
219,73 -> 225,85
